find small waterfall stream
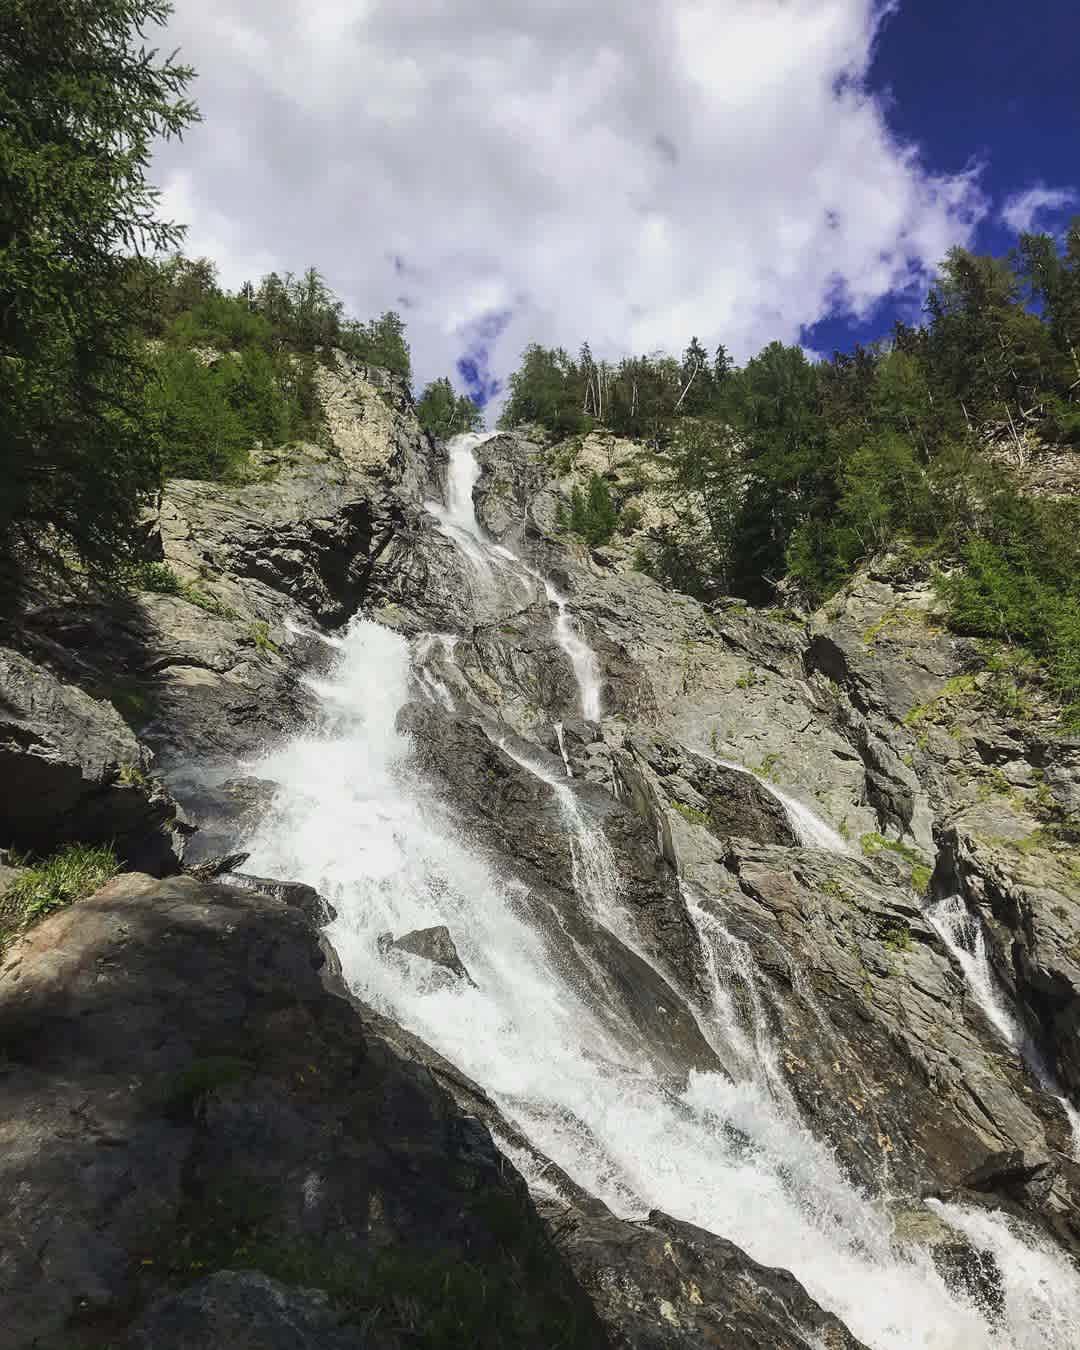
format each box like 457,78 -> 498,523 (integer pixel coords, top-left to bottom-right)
928,896 -> 1080,1156
243,435 -> 1080,1349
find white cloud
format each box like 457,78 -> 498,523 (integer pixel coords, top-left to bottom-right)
152,0 -> 986,406
1000,184 -> 1077,235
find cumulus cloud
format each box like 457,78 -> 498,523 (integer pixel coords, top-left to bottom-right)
1000,184 -> 1077,235
153,0 -> 986,407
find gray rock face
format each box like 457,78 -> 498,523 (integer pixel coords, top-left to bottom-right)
0,646 -> 187,872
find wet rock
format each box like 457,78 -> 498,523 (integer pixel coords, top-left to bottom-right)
0,646 -> 187,873
612,729 -> 796,849
382,924 -> 477,986
396,703 -> 721,1081
545,1202 -> 869,1349
217,870 -> 337,925
186,851 -> 251,879
938,826 -> 1080,1101
890,1203 -> 1005,1321
961,1147 -> 1058,1203
685,839 -> 1065,1199
396,701 -> 712,1016
179,775 -> 281,867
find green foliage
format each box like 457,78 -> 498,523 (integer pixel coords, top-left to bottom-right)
248,622 -> 280,655
493,227 -> 1080,722
563,474 -> 619,547
0,0 -> 198,588
911,864 -> 933,896
860,833 -> 922,864
416,377 -> 484,437
1,844 -> 118,947
128,561 -> 236,617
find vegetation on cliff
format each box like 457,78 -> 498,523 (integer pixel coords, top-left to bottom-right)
499,238 -> 1080,725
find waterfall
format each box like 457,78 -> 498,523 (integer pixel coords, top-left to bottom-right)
243,617 -> 1080,1349
542,578 -> 603,721
425,434 -> 602,722
240,436 -> 1080,1347
711,755 -> 848,852
928,895 -> 1080,1157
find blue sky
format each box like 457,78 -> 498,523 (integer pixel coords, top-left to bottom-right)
803,0 -> 1080,356
157,1 -> 1078,410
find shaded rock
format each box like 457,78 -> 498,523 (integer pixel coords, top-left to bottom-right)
0,872 -> 604,1350
382,924 -> 477,987
0,646 -> 186,873
961,1147 -> 1058,1204
179,775 -> 281,867
129,1271 -> 371,1350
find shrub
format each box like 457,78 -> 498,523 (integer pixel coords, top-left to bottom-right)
564,473 -> 619,547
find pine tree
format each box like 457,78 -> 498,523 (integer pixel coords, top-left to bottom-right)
0,0 -> 199,587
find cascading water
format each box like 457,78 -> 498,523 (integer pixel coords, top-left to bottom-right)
243,436 -> 1080,1348
426,434 -> 602,721
711,754 -> 848,852
928,895 -> 1080,1157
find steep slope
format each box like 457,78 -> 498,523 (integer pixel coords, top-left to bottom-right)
3,367 -> 1080,1348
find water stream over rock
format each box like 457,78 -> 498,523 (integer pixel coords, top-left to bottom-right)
241,437 -> 1080,1349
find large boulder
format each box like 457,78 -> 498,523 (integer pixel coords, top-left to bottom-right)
0,872 -> 603,1350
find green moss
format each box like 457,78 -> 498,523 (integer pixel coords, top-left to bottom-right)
862,611 -> 900,646
881,923 -> 913,955
0,844 -> 118,950
108,684 -> 152,727
117,761 -> 149,787
160,1056 -> 256,1118
159,1180 -> 599,1349
672,800 -> 710,828
860,832 -> 922,864
755,752 -> 781,783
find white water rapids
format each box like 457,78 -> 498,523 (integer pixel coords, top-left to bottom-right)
243,436 -> 1080,1348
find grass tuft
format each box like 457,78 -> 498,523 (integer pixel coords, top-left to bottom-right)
1,843 -> 118,950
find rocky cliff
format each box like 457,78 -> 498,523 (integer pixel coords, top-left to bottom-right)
2,356 -> 1079,1348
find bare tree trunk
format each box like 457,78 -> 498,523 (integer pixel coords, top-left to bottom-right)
674,359 -> 701,414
